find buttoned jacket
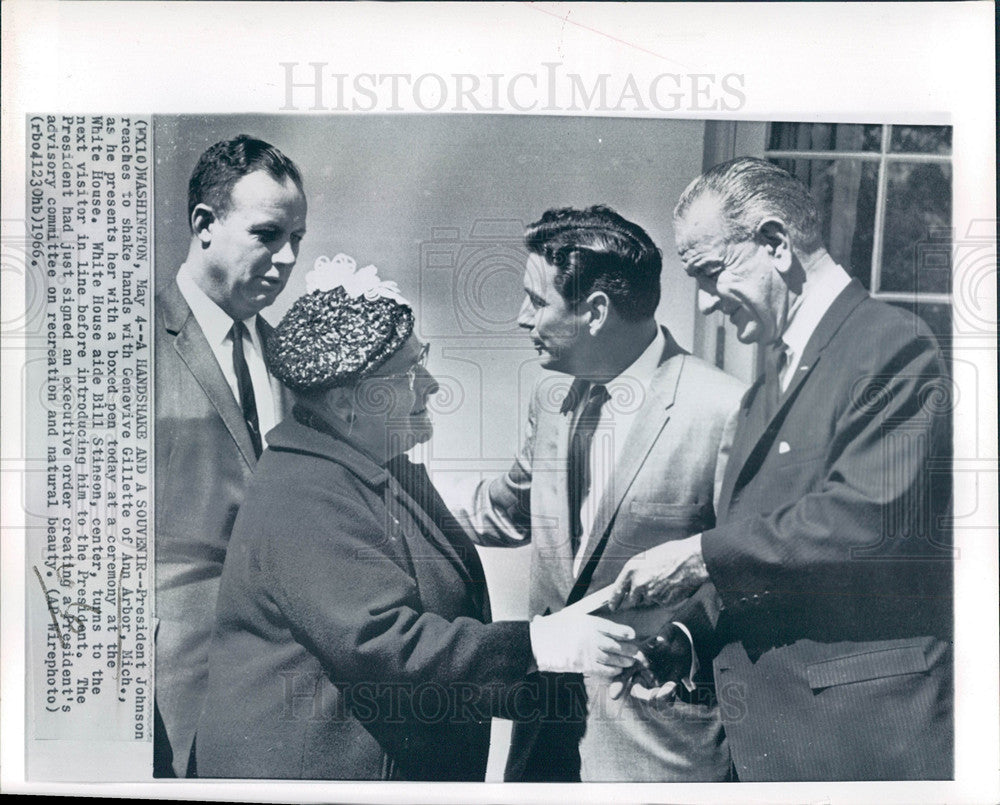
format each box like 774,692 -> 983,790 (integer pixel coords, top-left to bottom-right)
697,281 -> 953,781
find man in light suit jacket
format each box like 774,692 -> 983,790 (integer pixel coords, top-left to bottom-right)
154,135 -> 307,776
612,157 -> 952,780
446,205 -> 745,781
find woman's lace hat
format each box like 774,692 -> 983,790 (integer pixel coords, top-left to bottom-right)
268,254 -> 414,393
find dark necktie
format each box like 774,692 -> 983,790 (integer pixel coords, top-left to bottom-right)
567,383 -> 610,557
763,340 -> 788,421
231,319 -> 262,459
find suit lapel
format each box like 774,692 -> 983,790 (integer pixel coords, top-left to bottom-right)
538,378 -> 581,603
257,316 -> 293,421
567,330 -> 685,602
720,280 -> 870,511
716,387 -> 755,514
160,281 -> 258,468
271,375 -> 293,420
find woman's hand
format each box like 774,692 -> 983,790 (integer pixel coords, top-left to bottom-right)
529,612 -> 638,677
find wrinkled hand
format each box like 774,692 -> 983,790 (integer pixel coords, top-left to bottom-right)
608,534 -> 708,611
629,677 -> 681,703
608,651 -> 657,700
529,612 -> 638,678
608,623 -> 693,701
608,659 -> 679,702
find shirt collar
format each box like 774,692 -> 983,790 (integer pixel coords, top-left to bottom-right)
608,325 -> 665,396
779,255 -> 853,359
559,326 -> 665,414
175,263 -> 259,347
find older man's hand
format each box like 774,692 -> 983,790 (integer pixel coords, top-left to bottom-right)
608,622 -> 694,701
608,533 -> 708,611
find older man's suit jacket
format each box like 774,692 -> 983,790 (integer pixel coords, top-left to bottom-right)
692,280 -> 953,781
197,416 -> 532,780
154,280 -> 288,776
453,327 -> 745,781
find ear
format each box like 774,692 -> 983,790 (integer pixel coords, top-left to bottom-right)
191,203 -> 216,245
584,290 -> 611,336
756,218 -> 793,275
326,387 -> 357,424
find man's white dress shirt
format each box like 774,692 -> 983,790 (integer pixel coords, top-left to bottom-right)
175,265 -> 279,444
572,327 -> 665,577
777,256 -> 853,392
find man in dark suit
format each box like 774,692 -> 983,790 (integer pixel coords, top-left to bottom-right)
611,157 -> 953,781
446,205 -> 745,781
154,135 -> 307,776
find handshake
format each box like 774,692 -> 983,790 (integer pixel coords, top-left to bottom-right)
529,610 -> 694,703
528,534 -> 709,699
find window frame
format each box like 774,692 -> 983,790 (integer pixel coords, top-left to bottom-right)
764,123 -> 952,305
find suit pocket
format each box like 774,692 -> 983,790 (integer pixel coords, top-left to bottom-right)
615,502 -> 713,557
770,443 -> 826,472
806,643 -> 929,691
628,501 -> 711,525
764,444 -> 828,502
610,502 -> 714,558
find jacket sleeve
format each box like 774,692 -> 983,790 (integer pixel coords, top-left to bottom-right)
701,330 -> 952,631
259,484 -> 533,719
438,390 -> 538,548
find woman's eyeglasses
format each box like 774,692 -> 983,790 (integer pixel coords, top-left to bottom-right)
404,342 -> 431,389
372,342 -> 430,390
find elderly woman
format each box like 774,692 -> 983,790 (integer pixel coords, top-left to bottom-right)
196,255 -> 637,780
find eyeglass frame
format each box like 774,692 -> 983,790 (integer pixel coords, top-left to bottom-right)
368,341 -> 430,390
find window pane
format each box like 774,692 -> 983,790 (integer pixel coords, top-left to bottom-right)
885,300 -> 952,365
768,122 -> 882,152
889,125 -> 952,155
771,158 -> 879,285
879,162 -> 952,294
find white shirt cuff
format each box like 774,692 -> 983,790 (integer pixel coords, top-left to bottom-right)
671,621 -> 698,692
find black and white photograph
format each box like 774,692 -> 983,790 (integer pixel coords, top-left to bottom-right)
2,2 -> 996,803
150,115 -> 956,785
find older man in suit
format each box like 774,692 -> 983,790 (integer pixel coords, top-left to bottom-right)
611,157 -> 953,781
154,135 -> 307,776
446,205 -> 745,781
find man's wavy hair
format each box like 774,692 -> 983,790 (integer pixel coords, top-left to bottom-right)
524,205 -> 662,321
673,156 -> 823,253
187,134 -> 304,229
